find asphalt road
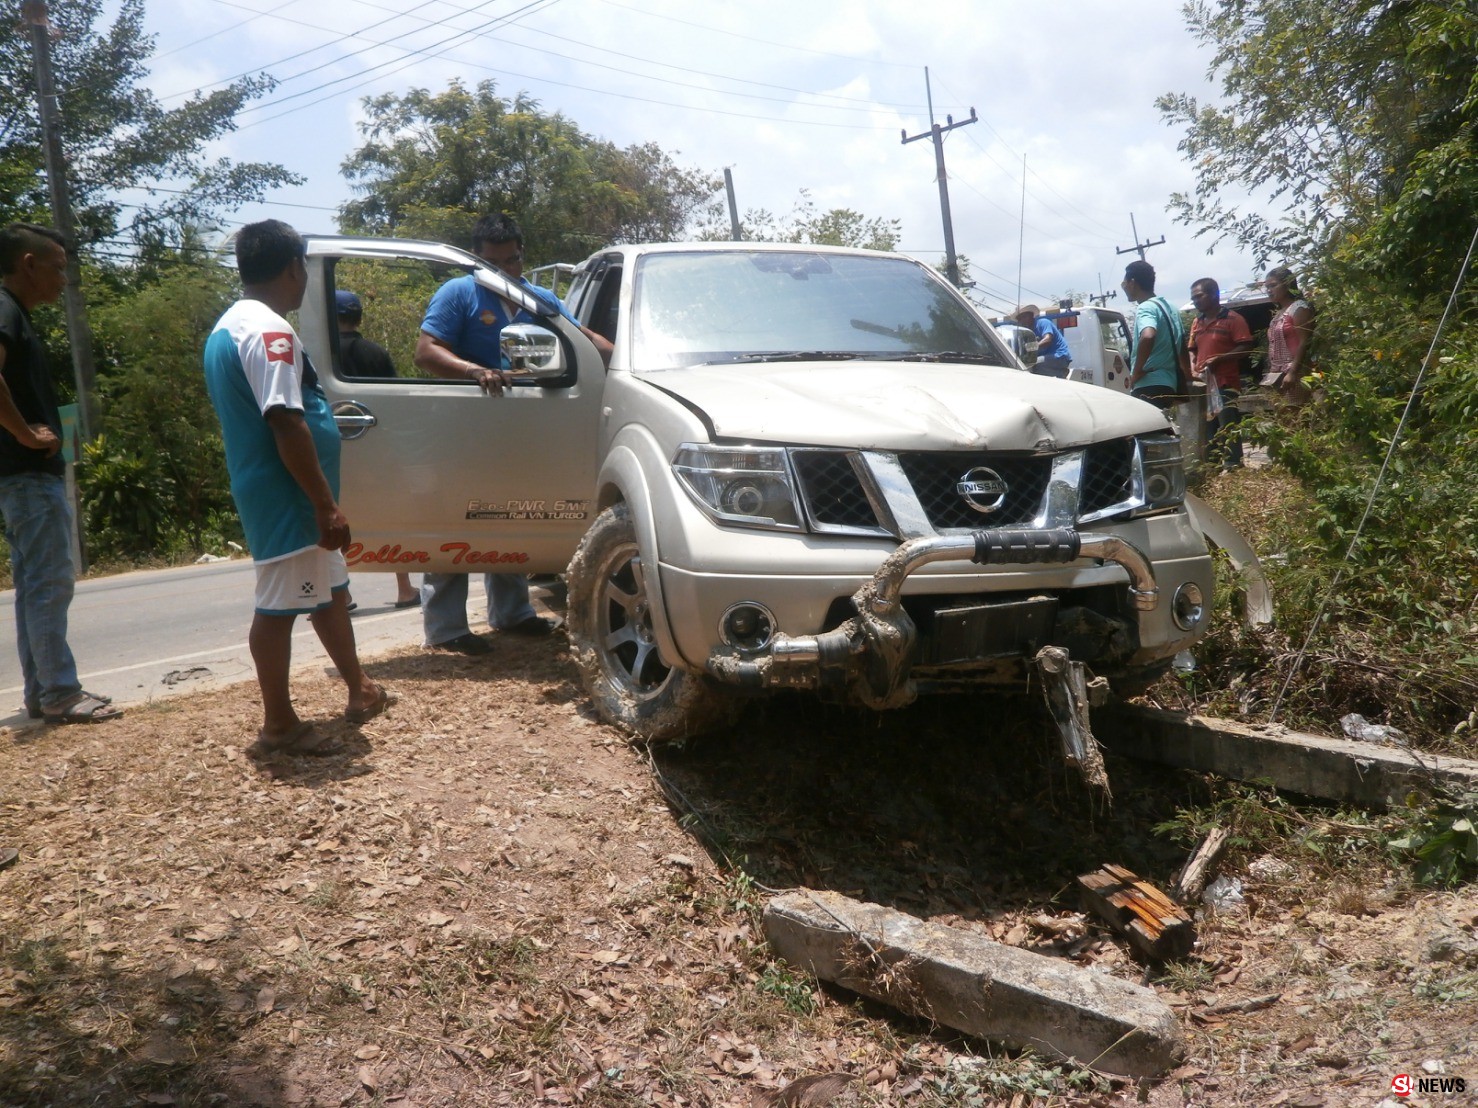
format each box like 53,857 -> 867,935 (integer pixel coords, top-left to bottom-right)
0,559 -> 435,728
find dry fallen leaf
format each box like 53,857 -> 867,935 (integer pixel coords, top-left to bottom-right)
358,1065 -> 379,1091
355,1045 -> 382,1060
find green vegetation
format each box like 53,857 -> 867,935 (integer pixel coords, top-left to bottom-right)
338,79 -> 718,264
0,0 -> 297,254
1165,1 -> 1478,750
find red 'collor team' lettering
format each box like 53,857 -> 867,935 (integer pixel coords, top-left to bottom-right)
343,542 -> 530,567
440,542 -> 530,565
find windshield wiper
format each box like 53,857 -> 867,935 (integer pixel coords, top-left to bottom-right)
714,351 -> 865,364
886,351 -> 1003,364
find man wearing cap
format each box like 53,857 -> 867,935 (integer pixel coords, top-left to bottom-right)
1014,305 -> 1072,378
335,290 -> 395,380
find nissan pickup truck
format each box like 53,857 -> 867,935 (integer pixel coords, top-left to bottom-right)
302,237 -> 1229,743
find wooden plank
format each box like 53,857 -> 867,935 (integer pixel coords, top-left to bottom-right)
1078,864 -> 1196,962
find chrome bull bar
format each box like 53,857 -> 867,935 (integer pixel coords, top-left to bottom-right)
705,527 -> 1158,709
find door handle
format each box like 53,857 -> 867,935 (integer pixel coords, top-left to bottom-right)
332,400 -> 377,440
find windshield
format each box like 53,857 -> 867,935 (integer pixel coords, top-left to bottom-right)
631,250 -> 1011,369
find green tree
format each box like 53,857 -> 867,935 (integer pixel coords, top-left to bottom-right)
339,80 -> 718,262
0,0 -> 299,254
699,189 -> 901,251
81,254 -> 240,558
1159,0 -> 1478,278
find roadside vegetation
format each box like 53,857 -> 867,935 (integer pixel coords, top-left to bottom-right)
1151,1 -> 1478,761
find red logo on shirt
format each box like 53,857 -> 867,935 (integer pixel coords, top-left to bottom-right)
263,333 -> 295,363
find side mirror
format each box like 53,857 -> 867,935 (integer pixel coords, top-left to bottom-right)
499,323 -> 566,381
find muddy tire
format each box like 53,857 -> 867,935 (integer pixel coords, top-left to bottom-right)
566,504 -> 736,744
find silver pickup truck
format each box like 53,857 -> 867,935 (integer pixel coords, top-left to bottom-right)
304,237 -> 1230,743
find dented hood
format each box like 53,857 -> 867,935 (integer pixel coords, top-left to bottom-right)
642,362 -> 1168,451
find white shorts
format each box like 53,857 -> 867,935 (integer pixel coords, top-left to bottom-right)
254,546 -> 349,615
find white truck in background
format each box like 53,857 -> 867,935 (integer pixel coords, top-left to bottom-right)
989,303 -> 1134,392
1045,305 -> 1134,393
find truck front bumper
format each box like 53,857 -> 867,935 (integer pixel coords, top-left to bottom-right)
703,527 -> 1177,709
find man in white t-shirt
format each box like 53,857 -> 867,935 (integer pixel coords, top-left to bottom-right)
203,220 -> 393,755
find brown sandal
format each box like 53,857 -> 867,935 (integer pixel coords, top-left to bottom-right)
251,721 -> 343,758
44,693 -> 123,725
346,684 -> 396,726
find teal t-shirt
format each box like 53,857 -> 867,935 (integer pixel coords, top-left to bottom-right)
1131,296 -> 1186,391
203,299 -> 341,562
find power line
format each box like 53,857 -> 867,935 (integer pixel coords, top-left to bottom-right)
237,26 -> 896,133
232,0 -> 529,118
592,0 -> 923,69
934,75 -> 1123,242
154,0 -> 298,61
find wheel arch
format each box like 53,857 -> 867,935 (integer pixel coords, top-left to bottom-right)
587,443 -> 693,671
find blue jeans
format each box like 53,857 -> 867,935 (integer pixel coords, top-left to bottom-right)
0,472 -> 81,711
421,572 -> 536,646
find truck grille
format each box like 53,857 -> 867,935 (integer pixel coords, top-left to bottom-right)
792,450 -> 878,529
1080,439 -> 1135,515
897,453 -> 1051,530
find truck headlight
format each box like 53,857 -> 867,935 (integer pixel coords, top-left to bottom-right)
673,445 -> 802,530
1134,433 -> 1186,514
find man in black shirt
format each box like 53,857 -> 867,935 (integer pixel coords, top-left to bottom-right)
0,223 -> 120,725
336,290 -> 395,378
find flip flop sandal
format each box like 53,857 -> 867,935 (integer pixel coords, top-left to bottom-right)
30,691 -> 110,720
393,596 -> 422,609
251,721 -> 343,758
346,684 -> 397,726
44,693 -> 124,725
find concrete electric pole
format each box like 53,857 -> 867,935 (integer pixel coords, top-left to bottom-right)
1115,212 -> 1166,265
24,0 -> 99,443
901,68 -> 976,289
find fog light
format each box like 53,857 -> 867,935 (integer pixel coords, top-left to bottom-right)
1171,582 -> 1204,631
719,602 -> 776,653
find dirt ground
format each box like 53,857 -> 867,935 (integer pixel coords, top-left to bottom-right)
2,627 -> 1476,1107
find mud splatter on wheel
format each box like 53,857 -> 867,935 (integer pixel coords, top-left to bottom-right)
566,504 -> 736,743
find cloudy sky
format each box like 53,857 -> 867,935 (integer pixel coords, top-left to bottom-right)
123,0 -> 1263,315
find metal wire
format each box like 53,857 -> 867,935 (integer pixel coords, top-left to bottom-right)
1269,222 -> 1478,722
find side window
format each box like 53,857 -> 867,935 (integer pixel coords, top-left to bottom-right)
584,266 -> 623,344
329,256 -> 465,382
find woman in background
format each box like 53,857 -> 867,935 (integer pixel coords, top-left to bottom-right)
1263,266 -> 1314,403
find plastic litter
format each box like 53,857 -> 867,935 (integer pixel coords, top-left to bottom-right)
1171,649 -> 1197,675
1340,713 -> 1409,746
1202,875 -> 1244,913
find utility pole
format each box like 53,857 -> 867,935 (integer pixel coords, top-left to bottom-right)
901,67 -> 976,288
722,167 -> 742,241
1115,212 -> 1165,265
24,0 -> 98,442
1088,272 -> 1118,307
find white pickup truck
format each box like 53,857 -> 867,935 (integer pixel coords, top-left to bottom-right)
302,237 -> 1231,743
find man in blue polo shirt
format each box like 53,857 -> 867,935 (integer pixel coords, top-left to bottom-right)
413,214 -> 613,655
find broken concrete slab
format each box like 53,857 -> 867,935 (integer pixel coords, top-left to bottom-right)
762,889 -> 1184,1079
1096,706 -> 1478,810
